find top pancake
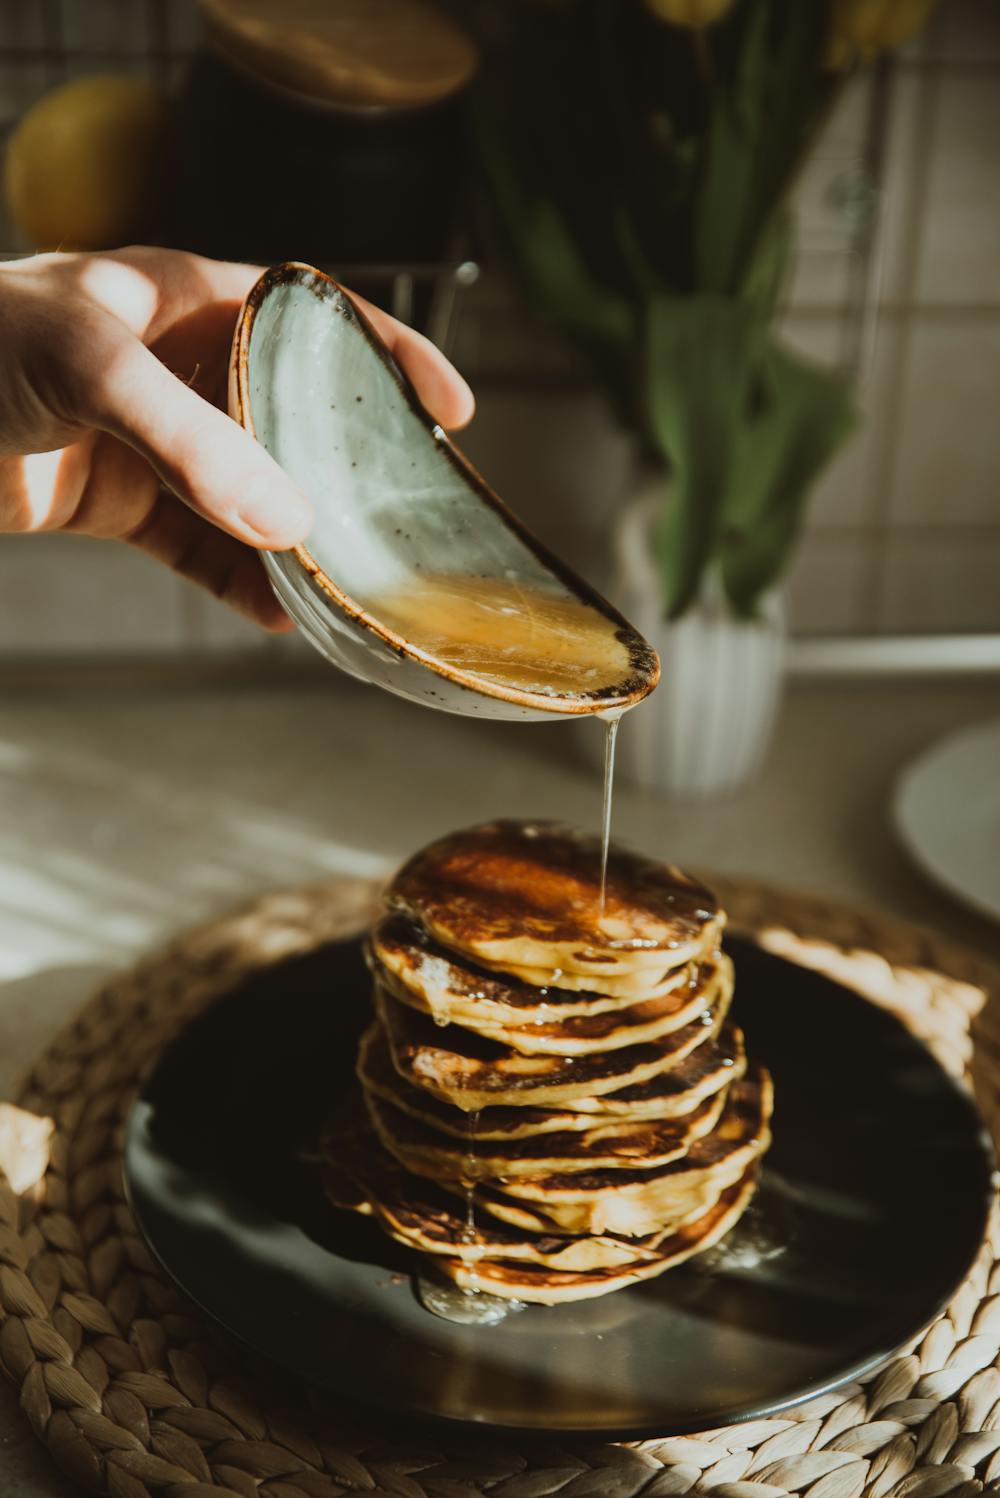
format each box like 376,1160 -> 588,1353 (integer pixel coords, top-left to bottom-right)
386,820 -> 722,979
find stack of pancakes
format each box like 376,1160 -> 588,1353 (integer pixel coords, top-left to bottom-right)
324,821 -> 773,1304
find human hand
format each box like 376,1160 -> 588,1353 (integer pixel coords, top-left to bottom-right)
0,247 -> 475,630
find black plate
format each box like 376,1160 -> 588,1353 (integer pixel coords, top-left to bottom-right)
124,936 -> 994,1438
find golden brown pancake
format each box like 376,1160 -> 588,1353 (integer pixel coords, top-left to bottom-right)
374,973 -> 730,1112
364,1084 -> 729,1181
471,957 -> 690,999
436,1170 -> 759,1303
554,1024 -> 747,1118
466,1068 -> 772,1237
386,821 -> 723,980
472,956 -> 730,1056
321,1115 -> 751,1274
357,1021 -> 747,1139
372,940 -> 731,1057
370,912 -> 697,1026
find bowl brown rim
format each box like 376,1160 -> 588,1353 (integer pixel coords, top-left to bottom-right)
230,261 -> 660,716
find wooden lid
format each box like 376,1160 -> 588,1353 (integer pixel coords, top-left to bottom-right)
199,0 -> 478,110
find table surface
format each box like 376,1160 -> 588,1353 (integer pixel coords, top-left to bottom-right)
2,673 -> 999,1496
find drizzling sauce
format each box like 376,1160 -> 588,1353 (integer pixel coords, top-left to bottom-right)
368,574 -> 635,702
418,1106 -> 522,1325
463,1109 -> 480,1250
598,711 -> 622,917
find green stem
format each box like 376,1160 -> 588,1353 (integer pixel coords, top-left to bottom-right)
692,26 -> 715,92
736,74 -> 846,303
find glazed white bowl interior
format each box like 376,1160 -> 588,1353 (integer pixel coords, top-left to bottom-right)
238,267 -> 655,720
247,273 -> 565,608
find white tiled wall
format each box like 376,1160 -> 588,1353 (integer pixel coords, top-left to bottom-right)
781,0 -> 1000,636
891,315 -> 1000,528
880,529 -> 1000,633
0,0 -> 997,664
0,534 -> 188,653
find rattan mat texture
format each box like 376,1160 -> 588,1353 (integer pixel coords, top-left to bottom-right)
1,875 -> 1000,1498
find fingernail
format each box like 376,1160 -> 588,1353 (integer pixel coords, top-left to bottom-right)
239,485 -> 313,546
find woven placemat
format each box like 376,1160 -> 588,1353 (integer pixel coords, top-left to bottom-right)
2,875 -> 1000,1498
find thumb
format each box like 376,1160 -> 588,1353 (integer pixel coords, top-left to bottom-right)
90,335 -> 313,549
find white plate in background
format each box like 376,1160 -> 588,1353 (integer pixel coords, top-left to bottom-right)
893,718 -> 1000,924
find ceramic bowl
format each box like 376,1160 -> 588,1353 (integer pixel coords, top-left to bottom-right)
229,262 -> 658,721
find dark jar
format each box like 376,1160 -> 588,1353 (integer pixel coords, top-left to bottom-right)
163,0 -> 478,273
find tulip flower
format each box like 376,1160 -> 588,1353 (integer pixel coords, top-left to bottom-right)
644,0 -> 734,29
827,0 -> 938,67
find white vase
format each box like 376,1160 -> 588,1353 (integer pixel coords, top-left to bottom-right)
606,486 -> 786,798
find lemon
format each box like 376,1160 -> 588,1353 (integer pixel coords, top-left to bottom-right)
4,76 -> 168,251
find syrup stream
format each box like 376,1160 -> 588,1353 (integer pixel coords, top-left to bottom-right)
417,1106 -> 518,1325
598,713 -> 621,918
463,1110 -> 480,1252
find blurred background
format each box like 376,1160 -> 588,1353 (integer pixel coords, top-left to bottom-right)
0,0 -> 998,980
0,0 -> 996,674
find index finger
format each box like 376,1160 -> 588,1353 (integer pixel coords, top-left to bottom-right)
74,247 -> 261,344
91,250 -> 476,432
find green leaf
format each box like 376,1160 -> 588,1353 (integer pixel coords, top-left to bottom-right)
644,295 -> 762,618
693,0 -> 836,295
692,0 -> 774,293
718,336 -> 857,615
472,104 -> 644,422
740,205 -> 795,321
474,118 -> 634,349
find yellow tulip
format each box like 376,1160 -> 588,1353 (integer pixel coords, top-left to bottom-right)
827,0 -> 938,68
643,0 -> 734,29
